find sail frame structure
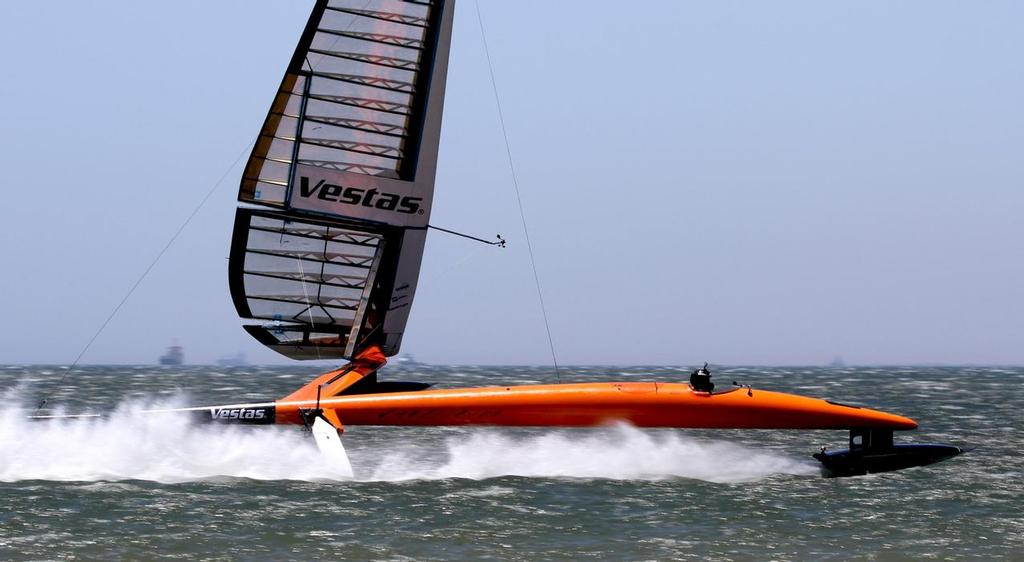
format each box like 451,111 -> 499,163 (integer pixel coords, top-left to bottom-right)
229,0 -> 455,360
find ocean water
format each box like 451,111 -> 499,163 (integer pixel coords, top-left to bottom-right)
0,365 -> 1020,561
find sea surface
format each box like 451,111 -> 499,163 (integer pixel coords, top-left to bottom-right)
0,365 -> 1020,561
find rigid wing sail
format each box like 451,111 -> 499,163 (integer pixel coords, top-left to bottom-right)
230,0 -> 453,361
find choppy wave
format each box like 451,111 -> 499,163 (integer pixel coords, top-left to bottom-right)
0,392 -> 814,484
2,366 -> 1019,560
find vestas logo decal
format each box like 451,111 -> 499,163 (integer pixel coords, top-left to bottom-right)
210,407 -> 268,421
299,177 -> 424,215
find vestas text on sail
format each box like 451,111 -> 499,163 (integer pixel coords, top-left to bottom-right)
286,164 -> 431,227
298,176 -> 424,215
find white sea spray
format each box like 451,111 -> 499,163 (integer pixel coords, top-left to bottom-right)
0,390 -> 813,484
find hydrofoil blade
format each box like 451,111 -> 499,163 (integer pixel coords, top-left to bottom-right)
310,415 -> 354,478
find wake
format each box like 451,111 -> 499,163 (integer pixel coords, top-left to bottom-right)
367,427 -> 817,483
0,394 -> 816,484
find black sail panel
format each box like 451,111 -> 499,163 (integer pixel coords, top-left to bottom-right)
231,0 -> 454,360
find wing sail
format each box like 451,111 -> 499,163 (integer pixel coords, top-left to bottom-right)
230,0 -> 454,360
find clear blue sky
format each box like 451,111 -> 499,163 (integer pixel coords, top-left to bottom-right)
1,1 -> 1021,366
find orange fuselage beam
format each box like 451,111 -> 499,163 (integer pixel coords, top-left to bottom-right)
274,381 -> 918,431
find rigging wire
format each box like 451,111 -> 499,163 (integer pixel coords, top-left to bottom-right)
474,0 -> 562,382
295,259 -> 324,362
423,242 -> 492,287
34,141 -> 255,413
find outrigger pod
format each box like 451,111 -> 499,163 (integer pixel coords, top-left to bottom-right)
814,428 -> 967,478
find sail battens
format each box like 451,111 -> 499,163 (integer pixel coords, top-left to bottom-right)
296,159 -> 398,177
299,137 -> 403,159
244,248 -> 376,268
306,94 -> 412,116
263,156 -> 294,166
233,0 -> 453,360
302,115 -> 407,138
244,176 -> 289,187
306,71 -> 416,94
245,225 -> 382,247
316,29 -> 425,50
268,132 -> 298,143
241,228 -> 378,249
244,270 -> 367,289
247,294 -> 361,310
248,309 -> 355,325
325,7 -> 429,28
307,48 -> 420,72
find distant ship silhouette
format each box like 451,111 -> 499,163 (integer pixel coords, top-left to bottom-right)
159,343 -> 184,366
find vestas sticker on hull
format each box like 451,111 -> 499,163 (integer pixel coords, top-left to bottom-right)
205,405 -> 276,424
287,164 -> 431,227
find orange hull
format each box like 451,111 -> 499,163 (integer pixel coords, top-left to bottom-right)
257,348 -> 917,432
274,381 -> 917,431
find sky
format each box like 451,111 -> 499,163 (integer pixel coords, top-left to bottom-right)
1,1 -> 1022,366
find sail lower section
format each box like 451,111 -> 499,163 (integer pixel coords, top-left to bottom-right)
230,0 -> 454,360
230,210 -> 386,360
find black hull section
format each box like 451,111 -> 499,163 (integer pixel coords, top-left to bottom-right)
814,443 -> 965,477
814,429 -> 965,477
